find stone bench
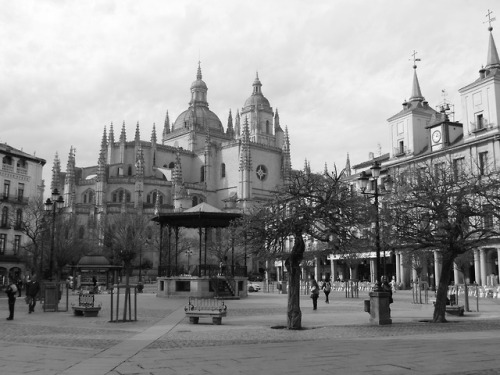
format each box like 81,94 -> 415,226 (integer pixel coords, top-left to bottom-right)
72,293 -> 101,317
432,300 -> 464,316
184,297 -> 227,325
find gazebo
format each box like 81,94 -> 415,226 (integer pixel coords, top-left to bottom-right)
152,202 -> 246,298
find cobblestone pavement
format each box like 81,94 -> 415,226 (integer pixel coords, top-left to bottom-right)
0,290 -> 499,374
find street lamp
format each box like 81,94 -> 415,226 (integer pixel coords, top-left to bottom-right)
44,189 -> 64,281
358,161 -> 393,291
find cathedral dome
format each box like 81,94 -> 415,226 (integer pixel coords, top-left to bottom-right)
243,73 -> 271,110
171,62 -> 224,132
173,106 -> 223,131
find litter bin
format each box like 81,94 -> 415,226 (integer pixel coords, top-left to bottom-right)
43,282 -> 59,312
364,299 -> 370,313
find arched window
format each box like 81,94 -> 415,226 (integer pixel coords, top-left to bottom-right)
168,162 -> 175,169
128,165 -> 133,176
147,191 -> 164,205
15,209 -> 22,228
112,189 -> 131,203
221,163 -> 226,178
1,207 -> 8,227
266,120 -> 270,134
200,166 -> 205,182
82,189 -> 95,204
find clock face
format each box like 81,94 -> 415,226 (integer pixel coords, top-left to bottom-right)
432,130 -> 442,143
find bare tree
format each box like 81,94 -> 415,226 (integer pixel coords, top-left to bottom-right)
385,158 -> 499,322
240,167 -> 363,329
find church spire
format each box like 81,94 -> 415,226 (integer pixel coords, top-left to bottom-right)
282,126 -> 291,183
120,121 -> 126,143
235,109 -> 241,136
344,153 -> 351,176
226,110 -> 234,138
409,50 -> 424,102
485,10 -> 500,70
162,111 -> 170,143
51,152 -> 61,193
151,123 -> 157,145
108,122 -> 115,145
135,121 -> 140,144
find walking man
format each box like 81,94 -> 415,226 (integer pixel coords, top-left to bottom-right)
322,278 -> 332,303
26,275 -> 41,313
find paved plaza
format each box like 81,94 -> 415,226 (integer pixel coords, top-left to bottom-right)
0,287 -> 499,375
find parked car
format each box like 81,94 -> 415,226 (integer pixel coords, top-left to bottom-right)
247,282 -> 261,292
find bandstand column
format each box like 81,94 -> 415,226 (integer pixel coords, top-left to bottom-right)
395,252 -> 401,284
453,262 -> 460,285
480,249 -> 487,286
314,257 -> 319,281
497,249 -> 500,282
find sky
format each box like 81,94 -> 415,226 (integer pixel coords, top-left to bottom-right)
1,0 -> 499,192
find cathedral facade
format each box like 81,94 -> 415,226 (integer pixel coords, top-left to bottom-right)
51,64 -> 292,271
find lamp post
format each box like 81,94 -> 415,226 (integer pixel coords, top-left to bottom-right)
44,189 -> 64,281
358,161 -> 394,326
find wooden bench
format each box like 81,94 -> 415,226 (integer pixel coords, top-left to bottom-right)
72,293 -> 101,317
184,297 -> 227,325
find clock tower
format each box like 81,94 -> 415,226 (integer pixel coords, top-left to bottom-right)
426,110 -> 463,152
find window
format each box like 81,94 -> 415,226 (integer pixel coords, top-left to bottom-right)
200,166 -> 205,182
266,120 -> 270,134
17,183 -> 24,201
3,180 -> 10,199
168,162 -> 175,169
15,209 -> 22,229
399,141 -> 404,155
483,205 -> 494,229
128,165 -> 133,176
13,235 -> 21,254
479,152 -> 488,176
112,189 -> 131,203
147,191 -> 163,205
82,189 -> 95,204
453,158 -> 464,181
1,207 -> 8,227
221,163 -> 226,178
434,162 -> 445,181
0,234 -> 6,254
477,114 -> 484,130
2,156 -> 12,165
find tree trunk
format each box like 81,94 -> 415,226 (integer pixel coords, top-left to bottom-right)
432,253 -> 454,323
286,234 -> 305,330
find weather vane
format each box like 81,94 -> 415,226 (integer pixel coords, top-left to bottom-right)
485,9 -> 496,30
410,50 -> 421,69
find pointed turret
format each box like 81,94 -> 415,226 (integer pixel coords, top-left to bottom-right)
409,64 -> 424,102
274,108 -> 283,132
226,110 -> 234,138
486,24 -> 500,70
134,146 -> 145,212
282,126 -> 291,183
120,121 -> 126,143
64,146 -> 76,208
51,152 -> 61,193
344,153 -> 351,177
99,126 -> 107,164
239,117 -> 252,172
162,111 -> 170,144
151,123 -> 157,145
135,122 -> 141,144
108,122 -> 115,145
235,110 -> 241,136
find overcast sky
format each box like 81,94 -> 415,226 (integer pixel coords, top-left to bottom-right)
1,0 -> 498,191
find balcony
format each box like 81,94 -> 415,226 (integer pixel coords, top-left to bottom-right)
470,120 -> 494,134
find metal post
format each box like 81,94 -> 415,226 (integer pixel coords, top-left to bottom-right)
158,223 -> 163,277
374,181 -> 381,290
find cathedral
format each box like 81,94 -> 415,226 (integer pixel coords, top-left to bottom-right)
51,64 -> 292,270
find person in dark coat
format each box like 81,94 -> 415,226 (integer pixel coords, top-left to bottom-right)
26,275 -> 41,313
310,275 -> 320,310
5,277 -> 17,320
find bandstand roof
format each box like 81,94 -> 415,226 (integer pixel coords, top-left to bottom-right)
152,202 -> 241,228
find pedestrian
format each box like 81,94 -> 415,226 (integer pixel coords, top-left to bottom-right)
322,278 -> 332,303
310,275 -> 320,310
26,274 -> 41,313
16,277 -> 23,297
5,277 -> 18,320
381,276 -> 393,304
